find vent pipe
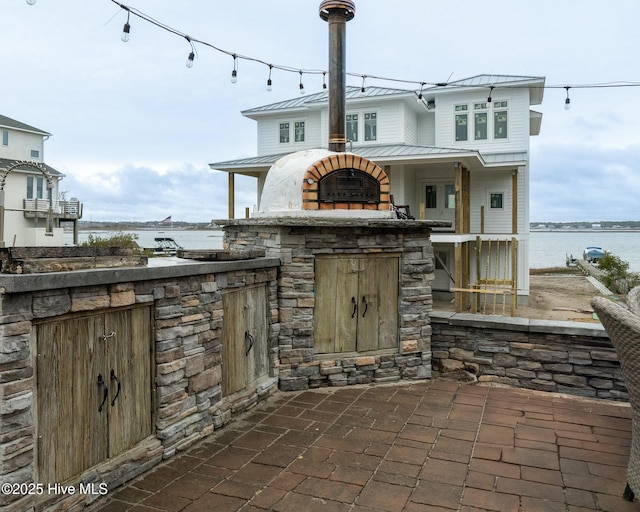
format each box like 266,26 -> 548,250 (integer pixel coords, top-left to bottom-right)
319,1 -> 356,153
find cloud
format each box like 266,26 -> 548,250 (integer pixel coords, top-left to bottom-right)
59,163 -> 256,222
530,142 -> 640,222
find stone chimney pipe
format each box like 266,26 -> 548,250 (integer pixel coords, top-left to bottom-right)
319,1 -> 356,153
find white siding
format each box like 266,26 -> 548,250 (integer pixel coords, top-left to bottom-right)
0,129 -> 44,161
417,112 -> 436,146
256,111 -> 323,155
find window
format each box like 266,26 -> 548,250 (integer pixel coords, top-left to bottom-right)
364,113 -> 377,141
279,122 -> 290,143
27,176 -> 45,200
494,100 -> 508,139
31,149 -> 40,158
294,121 -> 305,142
474,103 -> 488,140
455,105 -> 468,141
444,184 -> 456,209
2,130 -> 8,146
490,192 -> 504,209
425,185 -> 437,209
346,114 -> 358,142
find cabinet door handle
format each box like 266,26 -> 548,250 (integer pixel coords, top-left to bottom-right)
97,374 -> 108,413
110,369 -> 121,406
245,331 -> 254,356
362,296 -> 368,318
351,296 -> 357,318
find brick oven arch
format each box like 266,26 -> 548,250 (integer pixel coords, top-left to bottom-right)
301,153 -> 390,211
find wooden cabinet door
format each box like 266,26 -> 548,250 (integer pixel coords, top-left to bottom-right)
314,255 -> 399,354
223,286 -> 269,395
37,314 -> 108,484
222,289 -> 248,395
36,306 -> 153,485
105,306 -> 153,457
245,285 -> 269,386
357,257 -> 399,351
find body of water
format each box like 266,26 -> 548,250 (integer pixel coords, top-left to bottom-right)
65,228 -> 640,273
529,230 -> 640,271
64,229 -> 224,251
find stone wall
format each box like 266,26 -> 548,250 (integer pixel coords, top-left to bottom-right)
220,218 -> 437,390
430,311 -> 626,400
0,258 -> 280,512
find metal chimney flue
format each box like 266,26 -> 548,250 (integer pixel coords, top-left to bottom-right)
319,1 -> 355,153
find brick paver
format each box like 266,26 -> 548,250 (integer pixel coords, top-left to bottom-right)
90,380 -> 640,511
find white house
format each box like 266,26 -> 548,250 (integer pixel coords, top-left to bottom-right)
0,115 -> 82,247
210,74 -> 545,309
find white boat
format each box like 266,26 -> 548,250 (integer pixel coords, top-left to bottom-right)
583,246 -> 606,264
149,237 -> 183,256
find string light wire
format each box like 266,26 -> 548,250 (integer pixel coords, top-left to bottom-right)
106,0 -> 640,103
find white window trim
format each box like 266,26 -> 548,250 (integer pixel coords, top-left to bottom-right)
488,191 -> 506,210
278,118 -> 307,144
346,110 -> 378,143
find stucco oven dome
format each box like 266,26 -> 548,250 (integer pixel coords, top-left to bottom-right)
255,149 -> 394,219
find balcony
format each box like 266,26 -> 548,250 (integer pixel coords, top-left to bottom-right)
22,198 -> 83,220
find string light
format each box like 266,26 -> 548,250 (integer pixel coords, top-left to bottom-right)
185,37 -> 195,68
26,0 -> 36,5
231,54 -> 238,83
417,82 -> 425,103
360,75 -> 367,96
121,10 -> 131,42
266,65 -> 273,91
93,1 -> 639,102
564,86 -> 571,110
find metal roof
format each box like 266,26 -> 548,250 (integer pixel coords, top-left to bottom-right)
241,75 -> 546,118
209,144 -> 500,173
0,114 -> 50,136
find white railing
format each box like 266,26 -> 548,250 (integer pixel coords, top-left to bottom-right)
23,199 -> 83,217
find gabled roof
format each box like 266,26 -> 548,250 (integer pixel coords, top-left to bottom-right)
0,115 -> 51,136
241,74 -> 546,118
0,158 -> 63,177
242,86 -> 418,119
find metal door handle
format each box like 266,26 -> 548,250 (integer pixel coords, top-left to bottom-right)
110,369 -> 121,406
362,296 -> 368,318
351,296 -> 357,318
97,374 -> 108,412
245,331 -> 254,356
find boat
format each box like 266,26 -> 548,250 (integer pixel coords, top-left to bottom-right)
149,237 -> 183,256
583,246 -> 606,264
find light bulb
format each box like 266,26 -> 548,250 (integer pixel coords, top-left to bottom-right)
266,78 -> 272,92
186,52 -> 195,68
231,69 -> 238,84
121,23 -> 130,43
26,0 -> 36,5
564,97 -> 571,110
299,82 -> 305,95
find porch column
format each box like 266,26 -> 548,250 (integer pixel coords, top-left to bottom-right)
512,170 -> 518,234
228,172 -> 235,219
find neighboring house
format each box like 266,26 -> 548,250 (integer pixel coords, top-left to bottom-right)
0,114 -> 82,247
210,74 -> 544,308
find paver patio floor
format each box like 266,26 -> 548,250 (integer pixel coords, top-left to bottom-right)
91,379 -> 640,511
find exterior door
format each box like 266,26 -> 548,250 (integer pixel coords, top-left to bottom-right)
314,255 -> 399,354
422,181 -> 456,231
222,285 -> 269,395
36,305 -> 153,485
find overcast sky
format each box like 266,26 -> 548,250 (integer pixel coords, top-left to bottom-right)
2,0 -> 639,223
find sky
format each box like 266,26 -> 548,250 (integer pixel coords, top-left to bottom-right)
2,0 -> 639,223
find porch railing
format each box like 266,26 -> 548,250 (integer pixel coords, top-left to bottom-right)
23,198 -> 83,219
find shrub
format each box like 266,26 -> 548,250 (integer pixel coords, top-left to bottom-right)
597,253 -> 640,294
81,232 -> 141,249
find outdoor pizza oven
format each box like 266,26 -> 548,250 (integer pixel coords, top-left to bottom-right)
255,149 -> 393,218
